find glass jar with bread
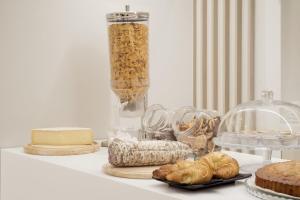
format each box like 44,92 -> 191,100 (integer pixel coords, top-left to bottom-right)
172,107 -> 221,158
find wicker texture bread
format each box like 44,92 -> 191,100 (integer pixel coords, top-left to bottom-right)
255,161 -> 300,197
108,139 -> 192,167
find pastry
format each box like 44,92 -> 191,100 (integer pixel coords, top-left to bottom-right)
152,160 -> 194,180
166,161 -> 213,184
255,161 -> 300,197
153,152 -> 239,184
199,152 -> 239,179
108,139 -> 192,167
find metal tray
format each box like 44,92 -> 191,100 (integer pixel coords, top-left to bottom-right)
153,173 -> 252,191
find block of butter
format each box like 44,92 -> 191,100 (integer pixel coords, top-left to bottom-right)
31,127 -> 94,145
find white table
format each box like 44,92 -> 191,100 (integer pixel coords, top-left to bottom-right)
1,147 -> 273,200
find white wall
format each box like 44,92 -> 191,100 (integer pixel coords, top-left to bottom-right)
254,0 -> 300,105
0,0 -> 194,147
281,0 -> 300,160
282,0 -> 300,103
254,0 -> 282,100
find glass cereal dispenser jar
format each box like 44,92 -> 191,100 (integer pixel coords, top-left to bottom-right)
106,5 -> 149,139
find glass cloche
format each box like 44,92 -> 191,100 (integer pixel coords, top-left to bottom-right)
214,91 -> 300,171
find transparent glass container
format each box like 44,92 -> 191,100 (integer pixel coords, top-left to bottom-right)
172,107 -> 221,158
106,5 -> 149,139
214,91 -> 300,171
140,104 -> 176,140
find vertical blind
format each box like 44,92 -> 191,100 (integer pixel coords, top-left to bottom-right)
195,0 -> 255,115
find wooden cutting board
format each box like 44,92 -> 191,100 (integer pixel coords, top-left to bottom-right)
24,141 -> 100,156
103,163 -> 160,179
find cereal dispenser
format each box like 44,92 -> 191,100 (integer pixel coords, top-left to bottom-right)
106,5 -> 149,139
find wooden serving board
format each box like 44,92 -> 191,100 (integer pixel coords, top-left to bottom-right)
24,142 -> 100,156
103,163 -> 160,179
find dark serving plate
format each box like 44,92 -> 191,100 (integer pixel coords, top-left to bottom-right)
153,173 -> 252,191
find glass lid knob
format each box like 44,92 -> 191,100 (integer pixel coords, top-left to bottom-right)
261,90 -> 274,103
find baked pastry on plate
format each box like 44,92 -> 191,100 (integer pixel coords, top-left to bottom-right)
255,161 -> 300,197
153,152 -> 239,185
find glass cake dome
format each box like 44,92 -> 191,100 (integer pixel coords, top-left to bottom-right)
214,91 -> 300,172
214,91 -> 300,171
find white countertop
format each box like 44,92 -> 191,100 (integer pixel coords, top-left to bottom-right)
1,147 -> 278,200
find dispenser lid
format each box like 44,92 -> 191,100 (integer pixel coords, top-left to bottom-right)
106,5 -> 149,22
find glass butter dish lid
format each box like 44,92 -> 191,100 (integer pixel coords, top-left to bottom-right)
214,91 -> 300,150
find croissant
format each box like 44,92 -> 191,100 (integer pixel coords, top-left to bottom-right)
153,160 -> 194,180
199,152 -> 239,179
153,152 -> 239,185
166,161 -> 213,184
